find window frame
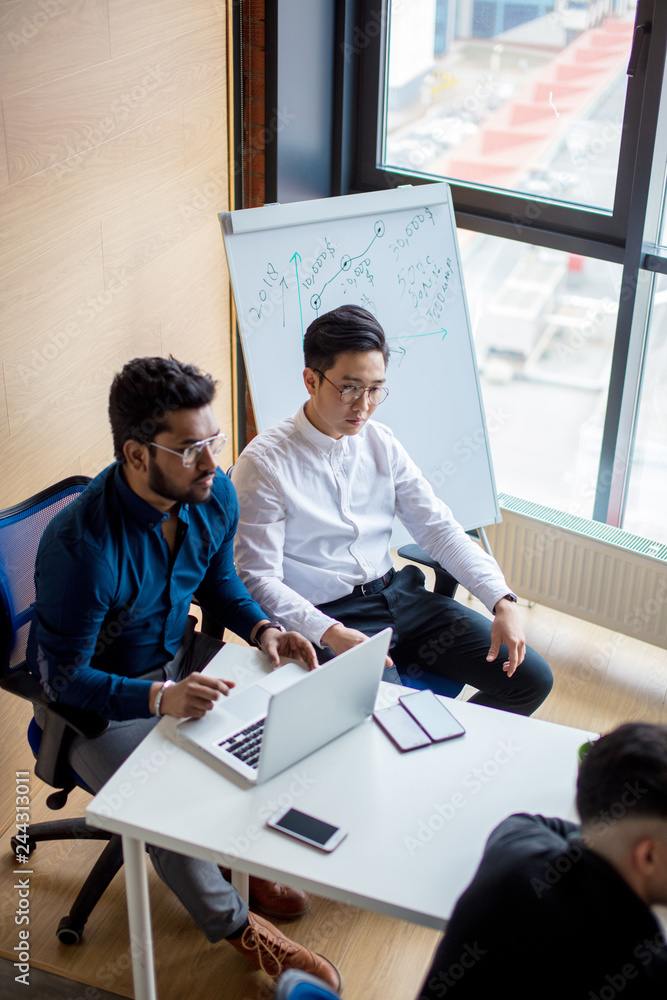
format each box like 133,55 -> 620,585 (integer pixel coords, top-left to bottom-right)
337,0 -> 667,528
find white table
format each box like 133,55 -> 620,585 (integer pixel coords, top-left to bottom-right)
86,645 -> 595,1000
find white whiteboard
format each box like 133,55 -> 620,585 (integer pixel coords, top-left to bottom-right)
220,182 -> 500,534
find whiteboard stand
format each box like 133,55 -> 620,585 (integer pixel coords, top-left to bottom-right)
476,525 -> 493,556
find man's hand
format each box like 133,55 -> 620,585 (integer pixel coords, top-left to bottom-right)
321,622 -> 394,667
259,629 -> 318,671
149,673 -> 235,719
487,599 -> 526,677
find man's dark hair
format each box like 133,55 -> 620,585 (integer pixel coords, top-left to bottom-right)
108,357 -> 217,462
304,305 -> 391,378
576,722 -> 667,825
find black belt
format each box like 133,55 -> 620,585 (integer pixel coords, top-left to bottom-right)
351,568 -> 395,597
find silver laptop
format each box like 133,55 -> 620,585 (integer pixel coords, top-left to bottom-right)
176,628 -> 392,784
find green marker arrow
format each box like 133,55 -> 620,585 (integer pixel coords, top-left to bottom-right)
290,251 -> 304,342
387,328 -> 447,342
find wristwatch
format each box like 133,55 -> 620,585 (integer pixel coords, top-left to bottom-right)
252,621 -> 285,648
153,679 -> 174,716
496,593 -> 518,610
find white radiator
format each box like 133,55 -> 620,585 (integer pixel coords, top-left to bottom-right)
484,494 -> 667,649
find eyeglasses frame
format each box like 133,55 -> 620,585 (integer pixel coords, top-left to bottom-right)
313,369 -> 389,406
149,433 -> 227,468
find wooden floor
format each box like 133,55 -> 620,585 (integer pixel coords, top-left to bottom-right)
1,583 -> 667,1000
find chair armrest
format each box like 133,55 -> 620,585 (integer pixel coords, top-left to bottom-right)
35,706 -> 105,790
2,665 -> 107,791
1,666 -> 108,739
35,711 -> 78,788
191,596 -> 225,640
1,667 -> 45,703
397,544 -> 459,599
47,702 -> 108,740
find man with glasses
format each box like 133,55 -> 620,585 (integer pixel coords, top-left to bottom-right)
232,305 -> 552,714
27,356 -> 341,990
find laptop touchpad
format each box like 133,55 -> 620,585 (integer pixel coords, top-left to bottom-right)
223,685 -> 271,721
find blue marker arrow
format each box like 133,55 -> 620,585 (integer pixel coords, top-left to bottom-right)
387,328 -> 447,342
392,345 -> 407,367
290,251 -> 304,342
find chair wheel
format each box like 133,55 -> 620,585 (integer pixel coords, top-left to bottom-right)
57,916 -> 83,945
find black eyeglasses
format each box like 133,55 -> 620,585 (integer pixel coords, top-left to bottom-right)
315,370 -> 389,406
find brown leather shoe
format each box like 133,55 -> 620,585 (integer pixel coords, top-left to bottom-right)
228,912 -> 341,990
219,868 -> 310,919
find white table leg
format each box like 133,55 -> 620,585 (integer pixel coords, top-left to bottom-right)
122,835 -> 157,1000
231,869 -> 250,901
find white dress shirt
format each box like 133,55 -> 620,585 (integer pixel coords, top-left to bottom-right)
232,405 -> 511,646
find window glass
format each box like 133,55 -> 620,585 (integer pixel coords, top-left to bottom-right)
622,273 -> 667,544
384,0 -> 634,212
459,228 -> 622,515
658,171 -> 667,248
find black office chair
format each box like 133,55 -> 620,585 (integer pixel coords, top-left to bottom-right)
0,476 -> 123,945
395,543 -> 465,698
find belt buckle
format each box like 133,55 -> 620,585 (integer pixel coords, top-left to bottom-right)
360,583 -> 368,596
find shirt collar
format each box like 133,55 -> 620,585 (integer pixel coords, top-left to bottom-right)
113,464 -> 174,532
294,403 -> 347,455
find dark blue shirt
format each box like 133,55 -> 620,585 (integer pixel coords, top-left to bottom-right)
26,464 -> 266,721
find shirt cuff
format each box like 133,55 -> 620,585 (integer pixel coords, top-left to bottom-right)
279,607 -> 339,648
474,583 -> 514,616
491,590 -> 518,613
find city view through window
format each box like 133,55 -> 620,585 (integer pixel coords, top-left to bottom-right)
381,1 -> 667,539
384,0 -> 633,211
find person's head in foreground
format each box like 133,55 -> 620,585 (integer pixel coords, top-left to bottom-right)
577,721 -> 667,905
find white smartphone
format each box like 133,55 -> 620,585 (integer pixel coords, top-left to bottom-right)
399,689 -> 466,742
373,704 -> 432,751
266,806 -> 348,852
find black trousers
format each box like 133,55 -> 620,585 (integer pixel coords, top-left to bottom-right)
317,565 -> 553,716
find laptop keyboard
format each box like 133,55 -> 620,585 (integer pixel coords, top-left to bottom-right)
217,718 -> 266,770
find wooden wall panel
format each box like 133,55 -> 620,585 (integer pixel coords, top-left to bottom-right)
108,0 -> 223,57
131,217 -> 234,472
79,430 -> 117,479
0,369 -> 8,445
0,102 -> 9,190
0,225 -> 104,359
1,110 -> 186,277
101,155 -> 227,283
4,297 -> 162,439
4,24 -> 225,182
159,223 -> 233,474
0,0 -> 110,98
183,88 -> 228,170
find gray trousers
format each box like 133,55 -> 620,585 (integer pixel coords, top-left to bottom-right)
65,624 -> 248,942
